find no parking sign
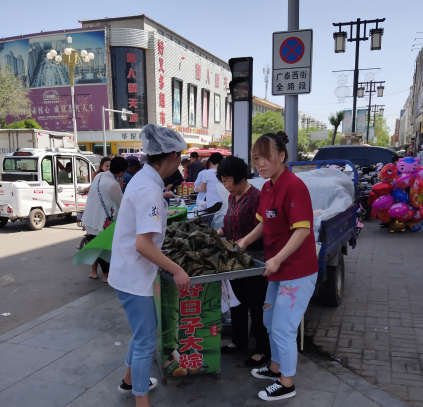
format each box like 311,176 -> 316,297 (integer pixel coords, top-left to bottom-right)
272,29 -> 313,95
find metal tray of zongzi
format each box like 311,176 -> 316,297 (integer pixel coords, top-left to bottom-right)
158,259 -> 266,285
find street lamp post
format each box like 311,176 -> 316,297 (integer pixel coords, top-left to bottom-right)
332,18 -> 385,133
101,107 -> 133,157
46,36 -> 95,144
357,80 -> 385,143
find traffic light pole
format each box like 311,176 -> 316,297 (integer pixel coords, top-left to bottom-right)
284,0 -> 299,163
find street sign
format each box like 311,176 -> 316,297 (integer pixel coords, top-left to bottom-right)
272,29 -> 313,95
310,131 -> 328,140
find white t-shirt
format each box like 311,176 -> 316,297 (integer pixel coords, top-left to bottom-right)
194,171 -> 206,204
108,164 -> 167,297
201,168 -> 223,208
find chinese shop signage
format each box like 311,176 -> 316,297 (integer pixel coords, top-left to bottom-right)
126,53 -> 139,123
158,40 -> 166,125
110,47 -> 148,129
154,276 -> 221,377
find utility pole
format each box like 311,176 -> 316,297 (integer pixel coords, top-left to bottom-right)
284,0 -> 299,162
332,18 -> 385,133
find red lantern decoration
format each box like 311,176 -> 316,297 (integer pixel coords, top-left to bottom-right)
371,208 -> 380,220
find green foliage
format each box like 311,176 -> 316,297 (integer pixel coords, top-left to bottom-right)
297,144 -> 310,161
5,118 -> 42,129
0,67 -> 32,119
220,136 -> 232,148
373,114 -> 390,147
252,111 -> 284,135
328,111 -> 345,145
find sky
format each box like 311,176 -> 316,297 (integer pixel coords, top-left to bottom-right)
0,0 -> 420,134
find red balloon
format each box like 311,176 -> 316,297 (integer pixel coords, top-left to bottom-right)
412,207 -> 423,222
368,191 -> 378,208
399,207 -> 416,222
371,208 -> 380,220
379,209 -> 391,223
372,182 -> 394,196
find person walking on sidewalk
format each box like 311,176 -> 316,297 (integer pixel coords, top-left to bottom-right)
216,155 -> 270,367
108,124 -> 190,407
187,151 -> 204,182
238,132 -> 318,402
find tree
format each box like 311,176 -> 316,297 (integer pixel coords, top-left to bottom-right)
252,111 -> 284,135
328,111 -> 345,146
0,67 -> 32,121
372,114 -> 390,147
5,118 -> 42,129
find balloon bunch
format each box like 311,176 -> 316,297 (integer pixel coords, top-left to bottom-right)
368,157 -> 423,232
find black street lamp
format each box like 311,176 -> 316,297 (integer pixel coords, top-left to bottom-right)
357,80 -> 385,143
332,18 -> 385,133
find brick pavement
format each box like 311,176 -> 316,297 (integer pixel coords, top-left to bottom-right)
305,219 -> 423,406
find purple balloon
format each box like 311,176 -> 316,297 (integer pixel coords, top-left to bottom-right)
388,202 -> 409,218
373,195 -> 394,211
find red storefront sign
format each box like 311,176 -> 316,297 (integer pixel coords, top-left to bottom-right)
158,40 -> 166,125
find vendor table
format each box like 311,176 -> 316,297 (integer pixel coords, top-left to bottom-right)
153,260 -> 265,385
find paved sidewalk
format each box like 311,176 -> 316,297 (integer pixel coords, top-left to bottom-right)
0,286 -> 408,407
305,220 -> 423,406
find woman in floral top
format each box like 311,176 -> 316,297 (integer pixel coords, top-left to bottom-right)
216,156 -> 270,367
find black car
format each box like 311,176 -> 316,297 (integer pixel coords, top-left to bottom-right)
313,145 -> 401,167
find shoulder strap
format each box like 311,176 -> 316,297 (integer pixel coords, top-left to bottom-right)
97,174 -> 110,218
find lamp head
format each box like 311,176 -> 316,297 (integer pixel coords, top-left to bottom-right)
333,31 -> 347,53
80,50 -> 88,58
84,56 -> 90,63
64,48 -> 72,56
55,55 -> 62,63
50,50 -> 57,58
46,52 -> 53,60
88,52 -> 95,60
67,36 -> 72,44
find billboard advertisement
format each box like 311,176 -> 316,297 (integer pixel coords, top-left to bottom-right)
342,110 -> 352,134
356,109 -> 367,133
0,29 -> 107,131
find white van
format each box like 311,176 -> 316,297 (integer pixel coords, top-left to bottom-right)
0,148 -> 95,230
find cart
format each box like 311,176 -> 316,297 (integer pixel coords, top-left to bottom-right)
289,160 -> 358,307
153,260 -> 265,385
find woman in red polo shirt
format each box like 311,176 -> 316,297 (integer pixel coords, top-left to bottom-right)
238,131 -> 318,402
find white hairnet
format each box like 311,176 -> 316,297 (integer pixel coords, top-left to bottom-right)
141,124 -> 187,155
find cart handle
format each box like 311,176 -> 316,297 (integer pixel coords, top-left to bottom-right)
288,160 -> 358,200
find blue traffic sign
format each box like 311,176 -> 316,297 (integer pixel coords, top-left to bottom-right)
280,37 -> 305,64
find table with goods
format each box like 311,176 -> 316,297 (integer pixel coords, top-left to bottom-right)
154,216 -> 265,384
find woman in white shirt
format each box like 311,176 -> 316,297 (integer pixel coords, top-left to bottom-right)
195,152 -> 224,214
81,157 -> 127,283
108,125 -> 190,407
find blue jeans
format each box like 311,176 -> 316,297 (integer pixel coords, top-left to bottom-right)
263,273 -> 317,377
115,289 -> 158,397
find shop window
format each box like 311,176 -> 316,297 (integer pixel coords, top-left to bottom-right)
78,144 -> 87,151
172,78 -> 183,124
75,158 -> 90,184
225,98 -> 232,131
202,89 -> 210,128
214,94 -> 221,123
93,143 -> 111,156
188,84 -> 197,126
41,156 -> 53,185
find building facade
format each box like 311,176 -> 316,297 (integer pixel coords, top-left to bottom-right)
252,96 -> 284,117
78,15 -> 232,155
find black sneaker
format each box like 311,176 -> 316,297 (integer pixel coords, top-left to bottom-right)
258,380 -> 296,401
251,365 -> 280,380
118,378 -> 158,393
